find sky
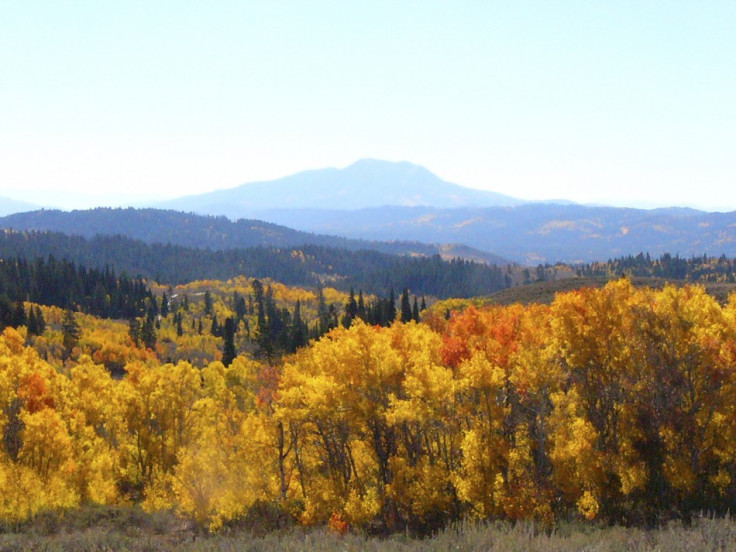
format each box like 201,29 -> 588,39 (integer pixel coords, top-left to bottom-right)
1,1 -> 735,211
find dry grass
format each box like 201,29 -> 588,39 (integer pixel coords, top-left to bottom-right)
2,509 -> 736,552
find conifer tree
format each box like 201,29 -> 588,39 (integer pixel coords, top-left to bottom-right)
129,317 -> 141,346
343,287 -> 358,328
222,317 -> 237,367
62,308 -> 81,356
291,300 -> 308,352
357,290 -> 366,320
211,314 -> 221,337
141,316 -> 157,349
388,287 -> 397,323
12,301 -> 26,327
27,306 -> 38,335
400,288 -> 412,323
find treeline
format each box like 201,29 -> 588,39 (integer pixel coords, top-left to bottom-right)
0,256 -> 152,321
574,252 -> 736,282
3,281 -> 736,533
0,230 -> 509,298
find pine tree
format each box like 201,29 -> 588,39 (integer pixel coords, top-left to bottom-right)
343,287 -> 358,328
175,312 -> 184,337
12,301 -> 27,327
62,309 -> 81,356
388,287 -> 397,323
27,306 -> 38,335
141,316 -> 157,349
234,292 -> 247,322
0,295 -> 11,330
400,288 -> 412,323
291,300 -> 308,352
222,317 -> 237,367
211,314 -> 221,337
412,296 -> 420,322
357,290 -> 366,320
129,317 -> 141,346
316,287 -> 331,337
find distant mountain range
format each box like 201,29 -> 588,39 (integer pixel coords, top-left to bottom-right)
146,158 -> 736,263
3,205 -> 736,266
154,159 -> 527,216
3,160 -> 735,265
0,208 -> 510,265
0,196 -> 38,217
251,204 -> 734,264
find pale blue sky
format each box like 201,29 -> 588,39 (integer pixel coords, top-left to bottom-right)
1,1 -> 735,211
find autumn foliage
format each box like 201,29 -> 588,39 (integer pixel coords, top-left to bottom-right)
2,280 -> 736,532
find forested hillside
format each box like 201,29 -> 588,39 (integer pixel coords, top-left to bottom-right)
0,230 -> 509,298
2,280 -> 736,534
0,208 -> 508,265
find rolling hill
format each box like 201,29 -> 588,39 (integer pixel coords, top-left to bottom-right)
0,208 -> 510,266
242,204 -> 736,264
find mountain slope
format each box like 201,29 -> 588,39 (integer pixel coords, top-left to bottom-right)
0,208 -> 510,265
246,204 -> 736,264
154,159 -> 525,217
0,196 -> 38,217
0,229 -> 510,298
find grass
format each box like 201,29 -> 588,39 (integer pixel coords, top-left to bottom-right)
3,509 -> 736,552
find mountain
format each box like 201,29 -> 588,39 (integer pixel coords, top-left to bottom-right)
242,204 -> 736,265
0,208 -> 510,265
154,159 -> 525,217
5,205 -> 736,267
0,196 -> 38,217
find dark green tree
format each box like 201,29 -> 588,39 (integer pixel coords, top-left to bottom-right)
400,288 -> 412,323
141,316 -> 157,350
27,306 -> 38,336
211,314 -> 221,337
291,300 -> 308,352
35,306 -> 46,334
388,287 -> 397,323
343,287 -> 358,328
12,302 -> 27,327
234,292 -> 247,322
160,292 -> 169,317
0,296 -> 11,330
204,290 -> 213,316
357,290 -> 366,320
128,317 -> 141,346
222,317 -> 237,367
62,309 -> 81,357
174,311 -> 184,337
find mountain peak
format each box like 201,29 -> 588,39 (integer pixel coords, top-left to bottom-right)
155,159 -> 524,218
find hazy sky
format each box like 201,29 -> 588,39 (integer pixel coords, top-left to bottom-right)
2,2 -> 735,211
